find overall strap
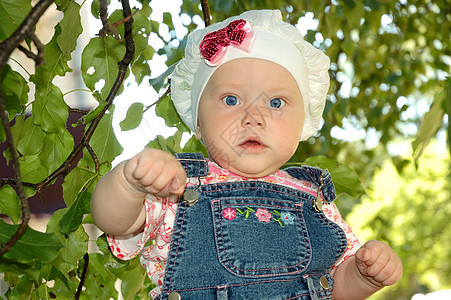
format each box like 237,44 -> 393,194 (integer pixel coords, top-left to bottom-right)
174,152 -> 209,178
283,165 -> 336,203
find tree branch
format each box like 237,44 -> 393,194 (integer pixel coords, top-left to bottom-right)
36,0 -> 135,191
143,84 -> 171,113
84,142 -> 100,173
74,253 -> 89,300
0,0 -> 54,259
68,106 -> 90,115
200,0 -> 211,26
97,0 -> 121,41
0,178 -> 37,189
18,34 -> 45,66
0,0 -> 54,70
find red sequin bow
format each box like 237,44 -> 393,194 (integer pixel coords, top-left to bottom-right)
199,19 -> 256,66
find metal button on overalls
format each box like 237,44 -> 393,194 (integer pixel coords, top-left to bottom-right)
182,189 -> 198,206
319,275 -> 329,289
168,291 -> 181,300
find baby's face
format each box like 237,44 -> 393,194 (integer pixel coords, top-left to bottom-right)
197,58 -> 305,178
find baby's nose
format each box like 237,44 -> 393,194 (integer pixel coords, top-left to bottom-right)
241,103 -> 266,128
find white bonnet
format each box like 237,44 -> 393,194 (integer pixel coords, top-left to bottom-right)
170,9 -> 330,141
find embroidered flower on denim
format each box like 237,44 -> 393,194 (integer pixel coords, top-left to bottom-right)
280,212 -> 295,225
222,207 -> 237,220
255,208 -> 272,222
223,206 -> 295,227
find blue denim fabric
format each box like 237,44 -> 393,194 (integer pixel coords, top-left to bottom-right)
158,153 -> 347,300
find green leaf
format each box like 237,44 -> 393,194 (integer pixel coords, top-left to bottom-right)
132,53 -> 152,85
182,134 -> 208,156
90,0 -> 110,19
342,0 -> 356,9
47,209 -> 89,275
1,64 -> 29,117
9,114 -> 25,149
59,191 -> 91,235
89,113 -> 123,163
63,156 -> 97,206
56,0 -> 82,61
141,44 -> 155,61
39,129 -> 74,174
288,155 -> 365,197
147,131 -> 184,154
19,154 -> 48,184
17,116 -> 46,156
82,253 -> 119,298
0,219 -> 63,263
0,0 -> 32,40
412,90 -> 446,163
32,84 -> 68,134
0,185 -> 21,224
5,272 -> 34,298
155,95 -> 189,132
110,9 -> 151,61
0,259 -> 40,283
121,258 -> 147,300
76,98 -> 107,126
120,102 -> 144,131
51,272 -> 78,299
31,24 -> 72,87
81,36 -> 126,97
149,63 -> 176,92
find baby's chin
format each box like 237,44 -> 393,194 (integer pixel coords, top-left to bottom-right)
214,158 -> 281,179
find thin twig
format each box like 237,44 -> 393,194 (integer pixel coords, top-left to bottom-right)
84,142 -> 100,173
200,0 -> 211,26
18,33 -> 45,65
17,45 -> 37,61
113,9 -> 139,27
30,33 -> 45,65
97,0 -> 121,41
68,106 -> 90,115
143,85 -> 171,113
74,253 -> 89,300
0,178 -> 38,189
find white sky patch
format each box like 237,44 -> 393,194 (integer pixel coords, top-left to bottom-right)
296,12 -> 318,36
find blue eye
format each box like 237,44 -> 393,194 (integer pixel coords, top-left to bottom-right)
269,98 -> 285,108
222,95 -> 240,106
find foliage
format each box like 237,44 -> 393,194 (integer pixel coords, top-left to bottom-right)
348,144 -> 451,299
0,0 -> 449,299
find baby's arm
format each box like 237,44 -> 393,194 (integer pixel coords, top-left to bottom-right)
332,240 -> 403,300
91,148 -> 187,236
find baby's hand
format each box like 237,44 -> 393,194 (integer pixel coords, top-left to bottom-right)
355,240 -> 403,288
123,148 -> 187,197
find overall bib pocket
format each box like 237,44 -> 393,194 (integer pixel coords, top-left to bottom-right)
211,197 -> 312,277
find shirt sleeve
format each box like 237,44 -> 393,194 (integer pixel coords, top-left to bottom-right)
107,194 -> 178,260
322,202 -> 361,270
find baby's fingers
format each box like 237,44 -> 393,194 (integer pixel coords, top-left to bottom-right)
356,240 -> 402,287
148,160 -> 186,196
170,172 -> 187,195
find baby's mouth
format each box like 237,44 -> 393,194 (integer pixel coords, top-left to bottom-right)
242,140 -> 260,146
238,137 -> 266,150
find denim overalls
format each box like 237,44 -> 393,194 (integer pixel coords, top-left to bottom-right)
157,153 -> 347,300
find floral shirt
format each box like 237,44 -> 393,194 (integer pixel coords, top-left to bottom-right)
107,160 -> 360,299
